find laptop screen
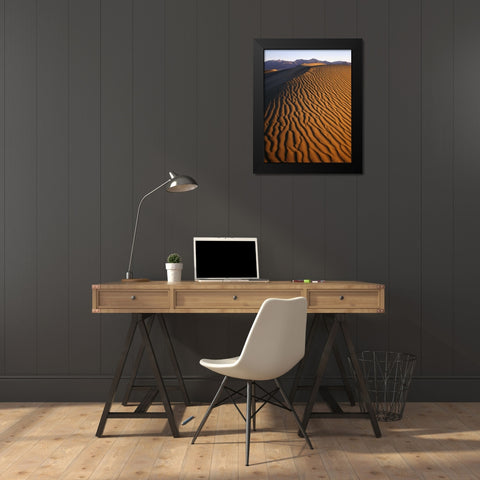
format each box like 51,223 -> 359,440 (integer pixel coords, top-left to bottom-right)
194,237 -> 259,280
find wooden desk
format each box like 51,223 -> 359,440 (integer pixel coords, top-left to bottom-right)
92,280 -> 385,437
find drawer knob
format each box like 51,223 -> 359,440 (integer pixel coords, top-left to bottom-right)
131,295 -> 136,300
339,295 -> 344,300
233,295 -> 238,300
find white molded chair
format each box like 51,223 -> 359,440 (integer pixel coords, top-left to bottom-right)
191,297 -> 313,465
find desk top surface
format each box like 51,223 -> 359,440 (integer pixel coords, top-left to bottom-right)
93,280 -> 383,289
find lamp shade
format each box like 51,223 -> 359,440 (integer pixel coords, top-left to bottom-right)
166,171 -> 198,192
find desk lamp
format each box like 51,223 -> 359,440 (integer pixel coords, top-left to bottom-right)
123,171 -> 198,282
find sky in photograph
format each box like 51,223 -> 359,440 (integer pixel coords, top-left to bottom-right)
264,49 -> 351,63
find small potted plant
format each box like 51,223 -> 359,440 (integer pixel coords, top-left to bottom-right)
165,252 -> 183,283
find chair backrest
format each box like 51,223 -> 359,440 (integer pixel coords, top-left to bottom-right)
234,297 -> 308,381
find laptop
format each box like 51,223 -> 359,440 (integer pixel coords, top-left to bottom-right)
193,237 -> 268,281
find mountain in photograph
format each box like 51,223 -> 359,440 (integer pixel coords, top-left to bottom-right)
264,58 -> 350,72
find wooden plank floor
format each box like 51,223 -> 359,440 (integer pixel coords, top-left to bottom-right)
0,401 -> 479,479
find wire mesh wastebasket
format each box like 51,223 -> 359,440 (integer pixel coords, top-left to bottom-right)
350,351 -> 416,421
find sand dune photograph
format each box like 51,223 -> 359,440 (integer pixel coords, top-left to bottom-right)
253,39 -> 362,173
263,48 -> 352,165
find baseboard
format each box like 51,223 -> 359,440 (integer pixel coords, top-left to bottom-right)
0,375 -> 480,402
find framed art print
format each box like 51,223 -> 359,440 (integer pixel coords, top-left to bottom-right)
253,38 -> 363,174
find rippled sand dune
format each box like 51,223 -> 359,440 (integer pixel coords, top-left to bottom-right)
264,64 -> 351,163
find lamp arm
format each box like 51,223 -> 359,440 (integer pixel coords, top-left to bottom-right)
126,177 -> 172,278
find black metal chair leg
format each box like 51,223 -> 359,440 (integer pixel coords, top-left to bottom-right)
191,375 -> 228,444
246,380 -> 252,466
252,381 -> 256,431
275,378 -> 313,449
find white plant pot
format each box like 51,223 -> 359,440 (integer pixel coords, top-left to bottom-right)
165,263 -> 183,283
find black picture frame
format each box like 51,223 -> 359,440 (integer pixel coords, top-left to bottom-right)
253,38 -> 363,174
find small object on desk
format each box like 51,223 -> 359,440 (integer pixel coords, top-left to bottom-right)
292,279 -> 324,283
181,415 -> 194,426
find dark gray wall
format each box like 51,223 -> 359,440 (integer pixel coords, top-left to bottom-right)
1,0 -> 479,401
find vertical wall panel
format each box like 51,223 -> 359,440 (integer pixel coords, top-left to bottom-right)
0,0 -> 5,375
164,0 -> 197,277
132,0 -> 169,379
186,0 -> 232,383
322,0 -> 359,349
196,0 -> 229,237
292,0 -> 335,380
132,0 -> 165,280
292,0 -> 325,36
100,0 -> 133,374
162,0 -> 200,386
69,0 -> 101,374
453,0 -> 480,375
4,0 -> 37,374
260,0 -> 295,281
36,0 -> 69,374
388,0 -> 422,359
292,0 -> 326,281
323,0 -> 357,281
356,0 -> 389,350
421,0 -> 454,375
228,0 -> 261,238
226,0 -> 261,366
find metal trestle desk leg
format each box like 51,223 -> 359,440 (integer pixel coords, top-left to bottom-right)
289,314 -> 356,409
299,314 -> 381,438
96,313 -> 180,438
122,313 -> 190,407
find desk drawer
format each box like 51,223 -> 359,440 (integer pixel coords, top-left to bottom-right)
308,289 -> 381,310
174,289 -> 302,310
96,290 -> 169,310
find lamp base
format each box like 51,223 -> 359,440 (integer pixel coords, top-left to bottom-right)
121,278 -> 150,282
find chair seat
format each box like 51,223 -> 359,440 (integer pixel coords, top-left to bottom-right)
203,355 -> 285,381
200,356 -> 239,370
201,356 -> 284,381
